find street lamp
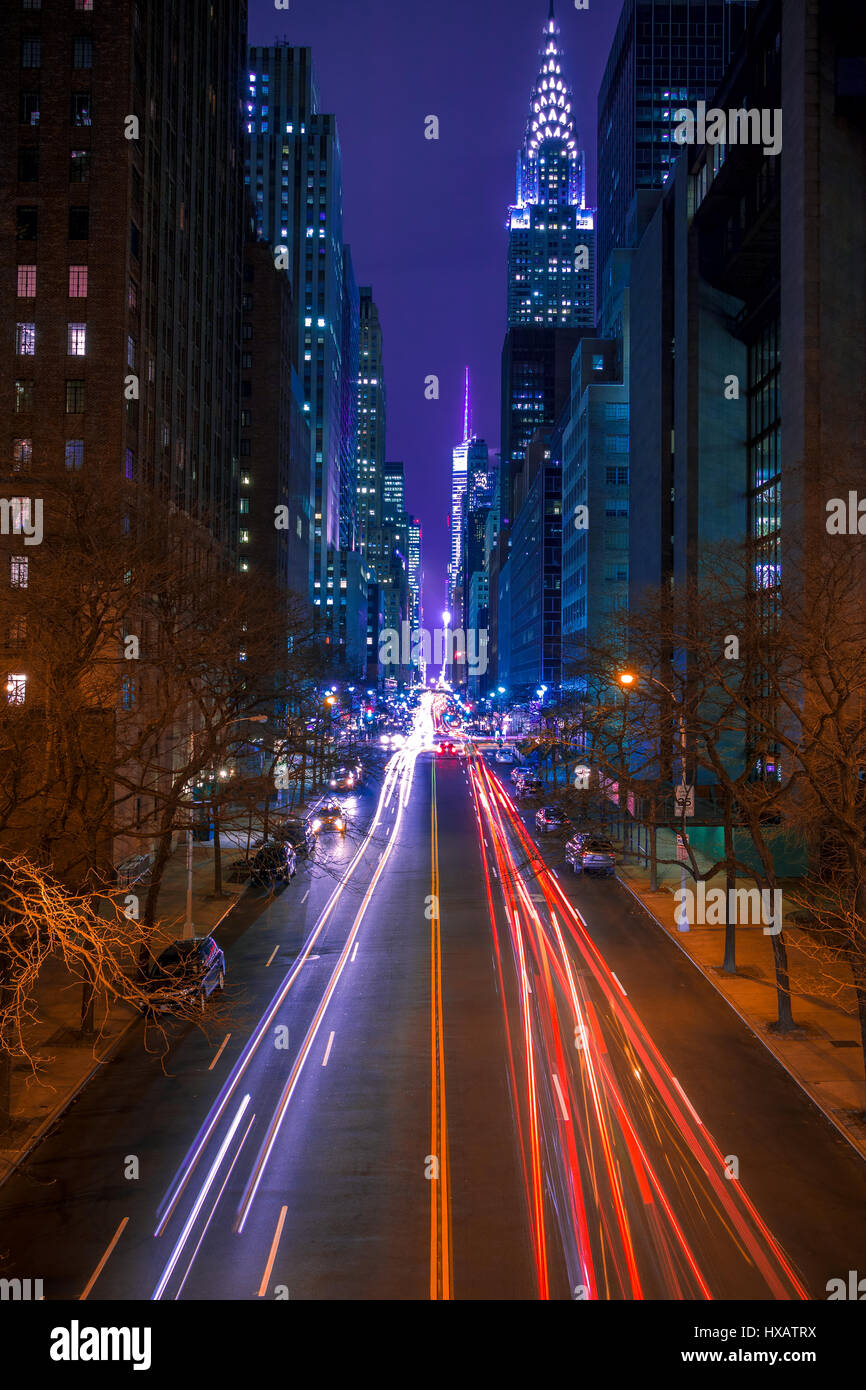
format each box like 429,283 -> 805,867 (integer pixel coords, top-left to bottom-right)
618,670 -> 689,927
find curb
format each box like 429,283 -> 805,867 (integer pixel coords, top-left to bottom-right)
615,870 -> 866,1163
0,891 -> 243,1191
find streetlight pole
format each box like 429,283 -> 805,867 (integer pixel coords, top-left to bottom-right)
619,670 -> 690,929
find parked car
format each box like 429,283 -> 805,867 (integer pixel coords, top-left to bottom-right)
250,839 -> 296,886
329,765 -> 358,791
535,805 -> 571,834
566,835 -> 616,876
496,747 -> 514,763
141,936 -> 226,1013
275,816 -> 316,856
313,800 -> 347,834
514,773 -> 542,796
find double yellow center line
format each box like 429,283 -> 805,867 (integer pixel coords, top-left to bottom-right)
429,759 -> 453,1299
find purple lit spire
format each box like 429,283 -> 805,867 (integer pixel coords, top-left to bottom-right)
462,365 -> 471,442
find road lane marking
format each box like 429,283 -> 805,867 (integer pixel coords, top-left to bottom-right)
351,939 -> 360,962
209,1033 -> 231,1071
322,1031 -> 335,1066
611,971 -> 628,998
301,889 -> 310,903
552,1072 -> 570,1122
257,1205 -> 288,1298
672,1077 -> 703,1127
80,1218 -> 128,1300
265,945 -> 279,967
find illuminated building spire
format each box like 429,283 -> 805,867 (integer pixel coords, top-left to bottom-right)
462,366 -> 471,442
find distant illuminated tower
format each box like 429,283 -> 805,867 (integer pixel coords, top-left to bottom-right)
450,368 -> 483,590
506,1 -> 595,328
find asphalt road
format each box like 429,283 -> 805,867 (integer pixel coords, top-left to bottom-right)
1,727 -> 864,1301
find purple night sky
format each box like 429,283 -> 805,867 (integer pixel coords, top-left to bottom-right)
248,0 -> 621,621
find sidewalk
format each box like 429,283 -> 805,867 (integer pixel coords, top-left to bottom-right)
0,836 -> 248,1186
614,839 -> 866,1160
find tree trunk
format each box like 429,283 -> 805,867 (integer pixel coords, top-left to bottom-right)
213,802 -> 222,896
79,977 -> 95,1038
849,955 -> 866,1121
722,790 -> 737,974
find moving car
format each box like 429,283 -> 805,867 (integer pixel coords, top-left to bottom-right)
275,816 -> 316,856
329,765 -> 358,791
313,800 -> 347,834
141,936 -> 226,1013
566,835 -> 616,876
249,840 -> 296,886
535,805 -> 571,834
438,740 -> 457,757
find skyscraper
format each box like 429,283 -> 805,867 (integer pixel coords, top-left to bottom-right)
356,288 -> 386,556
506,1 -> 596,331
596,0 -> 755,286
245,45 -> 359,647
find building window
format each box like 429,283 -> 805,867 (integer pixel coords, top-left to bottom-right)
239,439 -> 251,456
73,37 -> 93,68
67,323 -> 87,355
127,334 -> 135,368
66,379 -> 85,412
17,147 -> 39,181
125,448 -> 134,480
121,673 -> 136,710
239,497 -> 249,514
69,148 -> 90,181
68,264 -> 88,297
239,529 -> 250,544
5,674 -> 27,705
19,92 -> 40,125
241,352 -> 252,369
14,380 -> 33,413
12,439 -> 33,472
127,279 -> 138,312
23,0 -> 42,10
17,265 -> 36,297
10,558 -> 28,589
68,205 -> 89,239
71,93 -> 92,126
16,323 -> 36,355
17,207 -> 38,240
592,354 -> 604,371
65,439 -> 84,470
21,39 -> 42,67
8,617 -> 27,646
130,221 -> 140,260
75,0 -> 94,9
240,410 -> 251,427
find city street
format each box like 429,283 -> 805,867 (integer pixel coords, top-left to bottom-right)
1,702 -> 864,1302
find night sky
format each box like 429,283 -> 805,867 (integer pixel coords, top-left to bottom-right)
248,0 -> 621,621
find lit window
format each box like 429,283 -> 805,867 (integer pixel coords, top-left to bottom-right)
10,558 -> 28,589
68,265 -> 88,296
14,381 -> 33,413
239,497 -> 249,513
16,323 -> 36,355
17,266 -> 36,297
70,148 -> 90,182
239,529 -> 250,544
12,439 -> 32,472
5,674 -> 27,705
65,439 -> 84,470
75,0 -> 94,9
67,323 -> 87,355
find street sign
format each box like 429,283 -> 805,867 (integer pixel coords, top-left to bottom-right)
674,784 -> 695,816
